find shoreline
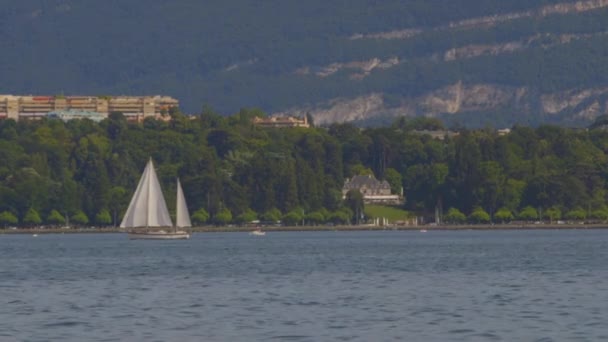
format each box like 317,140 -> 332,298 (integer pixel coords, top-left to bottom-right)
1,223 -> 607,235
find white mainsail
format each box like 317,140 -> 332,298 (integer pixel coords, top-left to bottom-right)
176,178 -> 192,228
120,158 -> 173,228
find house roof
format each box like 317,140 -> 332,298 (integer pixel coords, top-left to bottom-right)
343,174 -> 390,190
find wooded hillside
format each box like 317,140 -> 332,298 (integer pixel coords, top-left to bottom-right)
1,111 -> 608,226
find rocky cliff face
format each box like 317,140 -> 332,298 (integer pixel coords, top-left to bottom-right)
278,84 -> 608,126
273,0 -> 608,126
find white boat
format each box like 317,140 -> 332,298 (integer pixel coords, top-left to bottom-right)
121,158 -> 191,240
249,229 -> 265,236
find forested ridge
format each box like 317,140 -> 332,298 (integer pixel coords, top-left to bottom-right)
2,110 -> 608,227
2,1 -> 608,126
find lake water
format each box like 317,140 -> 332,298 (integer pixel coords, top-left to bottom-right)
1,230 -> 608,341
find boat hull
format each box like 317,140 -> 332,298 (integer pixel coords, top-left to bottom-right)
128,231 -> 190,240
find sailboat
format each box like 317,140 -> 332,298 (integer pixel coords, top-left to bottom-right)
121,158 -> 191,240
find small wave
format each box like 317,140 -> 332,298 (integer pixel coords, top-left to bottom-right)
43,321 -> 89,328
328,325 -> 347,329
271,335 -> 311,340
472,332 -> 501,340
448,328 -> 475,334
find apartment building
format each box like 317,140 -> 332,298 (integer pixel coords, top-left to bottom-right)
252,115 -> 310,128
0,95 -> 178,122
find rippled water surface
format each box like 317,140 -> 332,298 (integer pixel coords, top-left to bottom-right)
1,230 -> 608,341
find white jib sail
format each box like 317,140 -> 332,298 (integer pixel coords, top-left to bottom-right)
120,159 -> 173,228
176,178 -> 192,228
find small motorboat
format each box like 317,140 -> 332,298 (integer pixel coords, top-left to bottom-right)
249,229 -> 266,236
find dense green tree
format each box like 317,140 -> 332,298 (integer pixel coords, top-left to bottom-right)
476,161 -> 504,216
214,208 -> 233,226
469,207 -> 490,223
46,210 -> 66,225
282,210 -> 304,226
544,207 -> 562,222
71,211 -> 89,226
384,168 -> 403,195
108,186 -> 128,227
518,206 -> 539,221
345,190 -> 365,224
95,209 -> 112,226
235,208 -> 258,224
565,208 -> 586,221
191,208 -> 210,225
494,207 -> 514,223
330,210 -> 350,225
306,211 -> 326,225
261,208 -> 282,223
3,111 -> 608,228
444,208 -> 466,224
0,211 -> 18,227
590,208 -> 608,222
502,179 -> 526,211
23,208 -> 42,226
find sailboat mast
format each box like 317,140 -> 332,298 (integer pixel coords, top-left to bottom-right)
147,158 -> 152,228
175,178 -> 180,230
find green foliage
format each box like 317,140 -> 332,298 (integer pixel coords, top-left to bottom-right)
494,207 -> 514,222
330,210 -> 350,224
305,211 -> 325,225
108,186 -> 128,226
469,207 -> 490,223
518,206 -> 539,221
337,207 -> 354,224
282,210 -> 304,226
444,208 -> 466,224
23,208 -> 42,226
2,110 -> 608,227
213,208 -> 233,226
503,179 -> 526,211
261,208 -> 282,223
47,210 -> 66,225
590,208 -> 608,221
191,208 -> 210,225
345,190 -> 365,224
71,211 -> 89,226
0,211 -> 18,227
235,208 -> 258,224
95,209 -> 112,226
383,168 -> 403,195
543,207 -> 562,221
565,208 -> 586,221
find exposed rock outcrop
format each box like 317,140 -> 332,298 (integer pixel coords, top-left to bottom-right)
276,83 -> 608,126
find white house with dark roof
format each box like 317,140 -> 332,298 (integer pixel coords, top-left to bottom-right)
342,174 -> 402,204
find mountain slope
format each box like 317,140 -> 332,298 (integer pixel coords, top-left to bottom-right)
1,0 -> 608,126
